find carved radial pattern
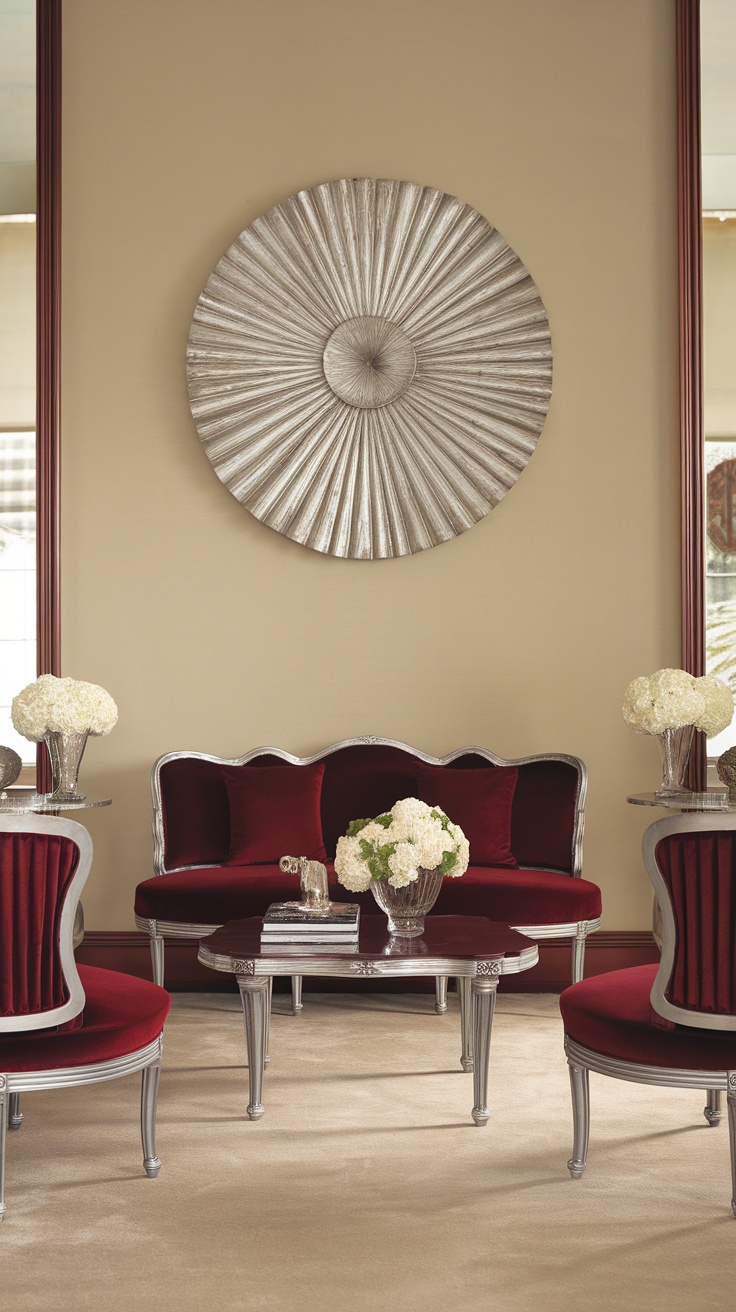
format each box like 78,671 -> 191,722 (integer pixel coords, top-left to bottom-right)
187,178 -> 552,559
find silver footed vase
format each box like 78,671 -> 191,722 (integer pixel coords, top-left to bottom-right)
43,730 -> 89,803
371,867 -> 443,938
654,724 -> 695,797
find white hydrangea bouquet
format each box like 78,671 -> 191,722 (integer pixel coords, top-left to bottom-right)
622,668 -> 732,738
335,797 -> 469,891
11,674 -> 118,802
12,675 -> 118,740
622,667 -> 733,795
334,798 -> 469,937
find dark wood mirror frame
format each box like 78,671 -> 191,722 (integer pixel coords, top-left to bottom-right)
677,0 -> 706,788
36,0 -> 61,790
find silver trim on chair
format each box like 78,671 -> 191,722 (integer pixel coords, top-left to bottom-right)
643,812 -> 736,1032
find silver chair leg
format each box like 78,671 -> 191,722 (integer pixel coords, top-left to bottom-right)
705,1089 -> 722,1126
291,975 -> 303,1015
141,1061 -> 162,1178
458,976 -> 473,1071
7,1093 -> 22,1130
567,1060 -> 590,1179
0,1075 -> 7,1221
435,976 -> 448,1014
571,930 -> 587,984
728,1073 -> 736,1218
150,933 -> 165,988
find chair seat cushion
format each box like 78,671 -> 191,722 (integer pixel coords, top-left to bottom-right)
135,862 -> 601,928
560,964 -> 736,1071
0,966 -> 170,1073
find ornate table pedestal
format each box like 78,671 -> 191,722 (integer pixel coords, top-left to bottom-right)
198,915 -> 538,1126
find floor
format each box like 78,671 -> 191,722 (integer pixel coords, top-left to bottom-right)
2,991 -> 735,1311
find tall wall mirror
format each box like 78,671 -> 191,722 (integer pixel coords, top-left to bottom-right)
702,0 -> 736,758
0,0 -> 60,790
0,0 -> 36,770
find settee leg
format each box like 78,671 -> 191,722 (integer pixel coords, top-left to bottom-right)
435,976 -> 448,1014
7,1094 -> 22,1130
291,975 -> 303,1015
150,933 -> 165,988
705,1089 -> 722,1126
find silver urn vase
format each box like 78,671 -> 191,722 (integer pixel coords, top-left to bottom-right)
371,867 -> 443,938
43,730 -> 89,803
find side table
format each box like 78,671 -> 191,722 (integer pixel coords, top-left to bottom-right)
199,915 -> 539,1126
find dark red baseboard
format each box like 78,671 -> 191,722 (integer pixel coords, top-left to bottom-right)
76,931 -> 659,993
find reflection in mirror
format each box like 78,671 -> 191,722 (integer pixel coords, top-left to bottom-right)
0,0 -> 36,766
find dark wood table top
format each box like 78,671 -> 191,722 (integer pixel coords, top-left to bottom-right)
198,915 -> 539,978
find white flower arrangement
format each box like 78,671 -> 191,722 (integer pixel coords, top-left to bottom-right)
622,668 -> 733,737
11,675 -> 118,742
334,797 -> 470,893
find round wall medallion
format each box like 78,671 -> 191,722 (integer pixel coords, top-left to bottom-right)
187,178 -> 552,559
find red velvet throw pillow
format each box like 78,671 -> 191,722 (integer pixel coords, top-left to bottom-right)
221,763 -> 327,865
414,763 -> 519,868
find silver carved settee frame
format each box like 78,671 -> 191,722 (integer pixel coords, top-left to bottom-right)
136,735 -> 592,1011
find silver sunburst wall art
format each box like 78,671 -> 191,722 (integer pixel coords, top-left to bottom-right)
186,178 -> 552,560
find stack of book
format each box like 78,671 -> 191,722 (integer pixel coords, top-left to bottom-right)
260,902 -> 360,953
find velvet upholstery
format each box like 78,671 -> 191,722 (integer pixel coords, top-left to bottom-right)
655,832 -> 736,1015
0,965 -> 171,1072
560,964 -> 736,1071
134,862 -> 601,926
0,831 -> 79,1018
157,745 -> 580,873
221,762 -> 326,864
415,762 -> 518,867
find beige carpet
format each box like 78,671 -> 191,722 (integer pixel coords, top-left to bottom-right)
2,991 -> 736,1311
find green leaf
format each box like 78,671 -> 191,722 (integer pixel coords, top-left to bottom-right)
374,813 -> 393,829
347,817 -> 373,837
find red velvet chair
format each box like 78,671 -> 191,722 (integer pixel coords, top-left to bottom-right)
560,812 -> 736,1215
0,815 -> 170,1222
135,737 -> 599,1010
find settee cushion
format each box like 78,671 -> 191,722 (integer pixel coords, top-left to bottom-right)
415,762 -> 518,867
560,964 -> 736,1071
433,865 -> 601,924
221,761 -> 326,864
135,862 -> 601,928
0,965 -> 171,1072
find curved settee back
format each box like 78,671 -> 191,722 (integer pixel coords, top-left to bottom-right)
152,737 -> 585,879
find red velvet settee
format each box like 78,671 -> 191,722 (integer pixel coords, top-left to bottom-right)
134,737 -> 600,998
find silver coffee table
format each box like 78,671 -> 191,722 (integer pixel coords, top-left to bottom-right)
198,915 -> 538,1126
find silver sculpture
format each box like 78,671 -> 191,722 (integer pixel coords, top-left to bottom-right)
187,178 -> 552,558
0,746 -> 22,799
279,854 -> 330,910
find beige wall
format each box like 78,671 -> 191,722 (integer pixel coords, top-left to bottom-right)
61,0 -> 680,931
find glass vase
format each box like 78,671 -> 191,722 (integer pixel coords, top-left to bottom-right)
44,730 -> 89,803
371,867 -> 443,937
654,724 -> 695,798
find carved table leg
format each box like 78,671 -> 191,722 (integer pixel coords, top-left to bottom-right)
728,1073 -> 736,1218
0,1075 -> 6,1221
237,974 -> 270,1120
458,976 -> 473,1072
265,977 -> 272,1066
471,976 -> 498,1125
435,976 -> 448,1014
